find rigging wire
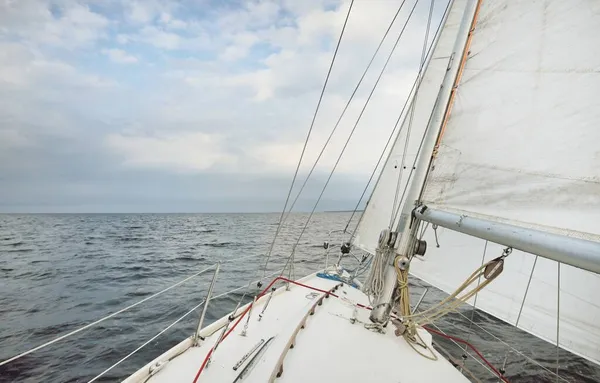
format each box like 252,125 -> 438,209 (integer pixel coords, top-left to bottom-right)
388,0 -> 435,229
501,254 -> 537,372
343,0 -> 453,238
556,262 -> 561,382
280,0 -> 423,279
278,0 -> 409,227
387,0 -> 479,227
450,307 -> 571,383
260,0 -> 355,279
462,240 -> 487,371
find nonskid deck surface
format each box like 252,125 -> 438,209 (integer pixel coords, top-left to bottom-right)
126,274 -> 470,383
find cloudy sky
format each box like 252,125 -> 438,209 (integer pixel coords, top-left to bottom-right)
0,0 -> 447,213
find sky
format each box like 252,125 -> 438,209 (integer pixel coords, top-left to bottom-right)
0,0 -> 447,213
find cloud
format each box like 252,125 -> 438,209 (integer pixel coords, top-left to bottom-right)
106,132 -> 235,172
0,0 -> 447,212
102,48 -> 138,64
0,0 -> 108,48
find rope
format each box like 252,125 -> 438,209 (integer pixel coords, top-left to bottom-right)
363,230 -> 394,303
400,257 -> 504,325
261,0 -> 355,278
423,326 -> 510,383
393,243 -> 510,370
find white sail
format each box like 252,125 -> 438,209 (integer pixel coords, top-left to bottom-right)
353,0 -> 471,255
421,0 -> 600,240
412,0 -> 600,366
411,229 -> 600,366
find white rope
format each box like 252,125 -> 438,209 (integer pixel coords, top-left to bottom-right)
87,267 -> 288,382
363,248 -> 387,302
0,264 -> 217,367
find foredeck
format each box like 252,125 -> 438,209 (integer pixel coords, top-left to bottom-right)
125,273 -> 471,383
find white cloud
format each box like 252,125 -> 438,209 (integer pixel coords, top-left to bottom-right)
106,132 -> 235,172
0,0 -> 445,211
102,48 -> 138,64
0,0 -> 108,48
125,25 -> 210,51
158,12 -> 187,29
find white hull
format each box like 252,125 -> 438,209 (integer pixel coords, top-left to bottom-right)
125,272 -> 471,383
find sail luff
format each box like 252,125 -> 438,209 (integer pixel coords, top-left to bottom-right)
353,0 -> 477,255
414,205 -> 600,274
368,0 -> 479,322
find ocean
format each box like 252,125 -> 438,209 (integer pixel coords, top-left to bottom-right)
1,213 -> 598,382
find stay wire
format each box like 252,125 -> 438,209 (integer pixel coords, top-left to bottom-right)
388,0 -> 435,229
281,0 -> 423,278
260,0 -> 355,279
344,0 -> 452,239
280,0 -> 409,227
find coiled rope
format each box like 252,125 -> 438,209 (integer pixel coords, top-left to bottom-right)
393,246 -> 510,368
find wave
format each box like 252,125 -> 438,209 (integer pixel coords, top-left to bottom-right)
176,256 -> 206,262
117,236 -> 145,242
191,229 -> 215,234
202,242 -> 241,248
1,239 -> 23,246
4,248 -> 33,253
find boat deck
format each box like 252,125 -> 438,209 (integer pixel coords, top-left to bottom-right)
124,273 -> 471,383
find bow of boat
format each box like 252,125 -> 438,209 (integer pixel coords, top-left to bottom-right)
124,272 -> 470,383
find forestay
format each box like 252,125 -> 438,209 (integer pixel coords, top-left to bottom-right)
413,0 -> 600,366
353,0 -> 471,255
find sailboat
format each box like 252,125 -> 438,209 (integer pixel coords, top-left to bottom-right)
2,0 -> 599,381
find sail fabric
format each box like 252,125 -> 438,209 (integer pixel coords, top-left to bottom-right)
413,0 -> 600,366
353,0 -> 472,255
421,0 -> 600,241
410,227 -> 600,366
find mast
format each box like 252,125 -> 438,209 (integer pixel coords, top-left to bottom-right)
369,0 -> 479,323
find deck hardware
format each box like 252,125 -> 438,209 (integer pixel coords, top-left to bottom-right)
233,338 -> 265,371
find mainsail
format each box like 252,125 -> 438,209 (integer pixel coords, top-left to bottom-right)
358,0 -> 600,369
